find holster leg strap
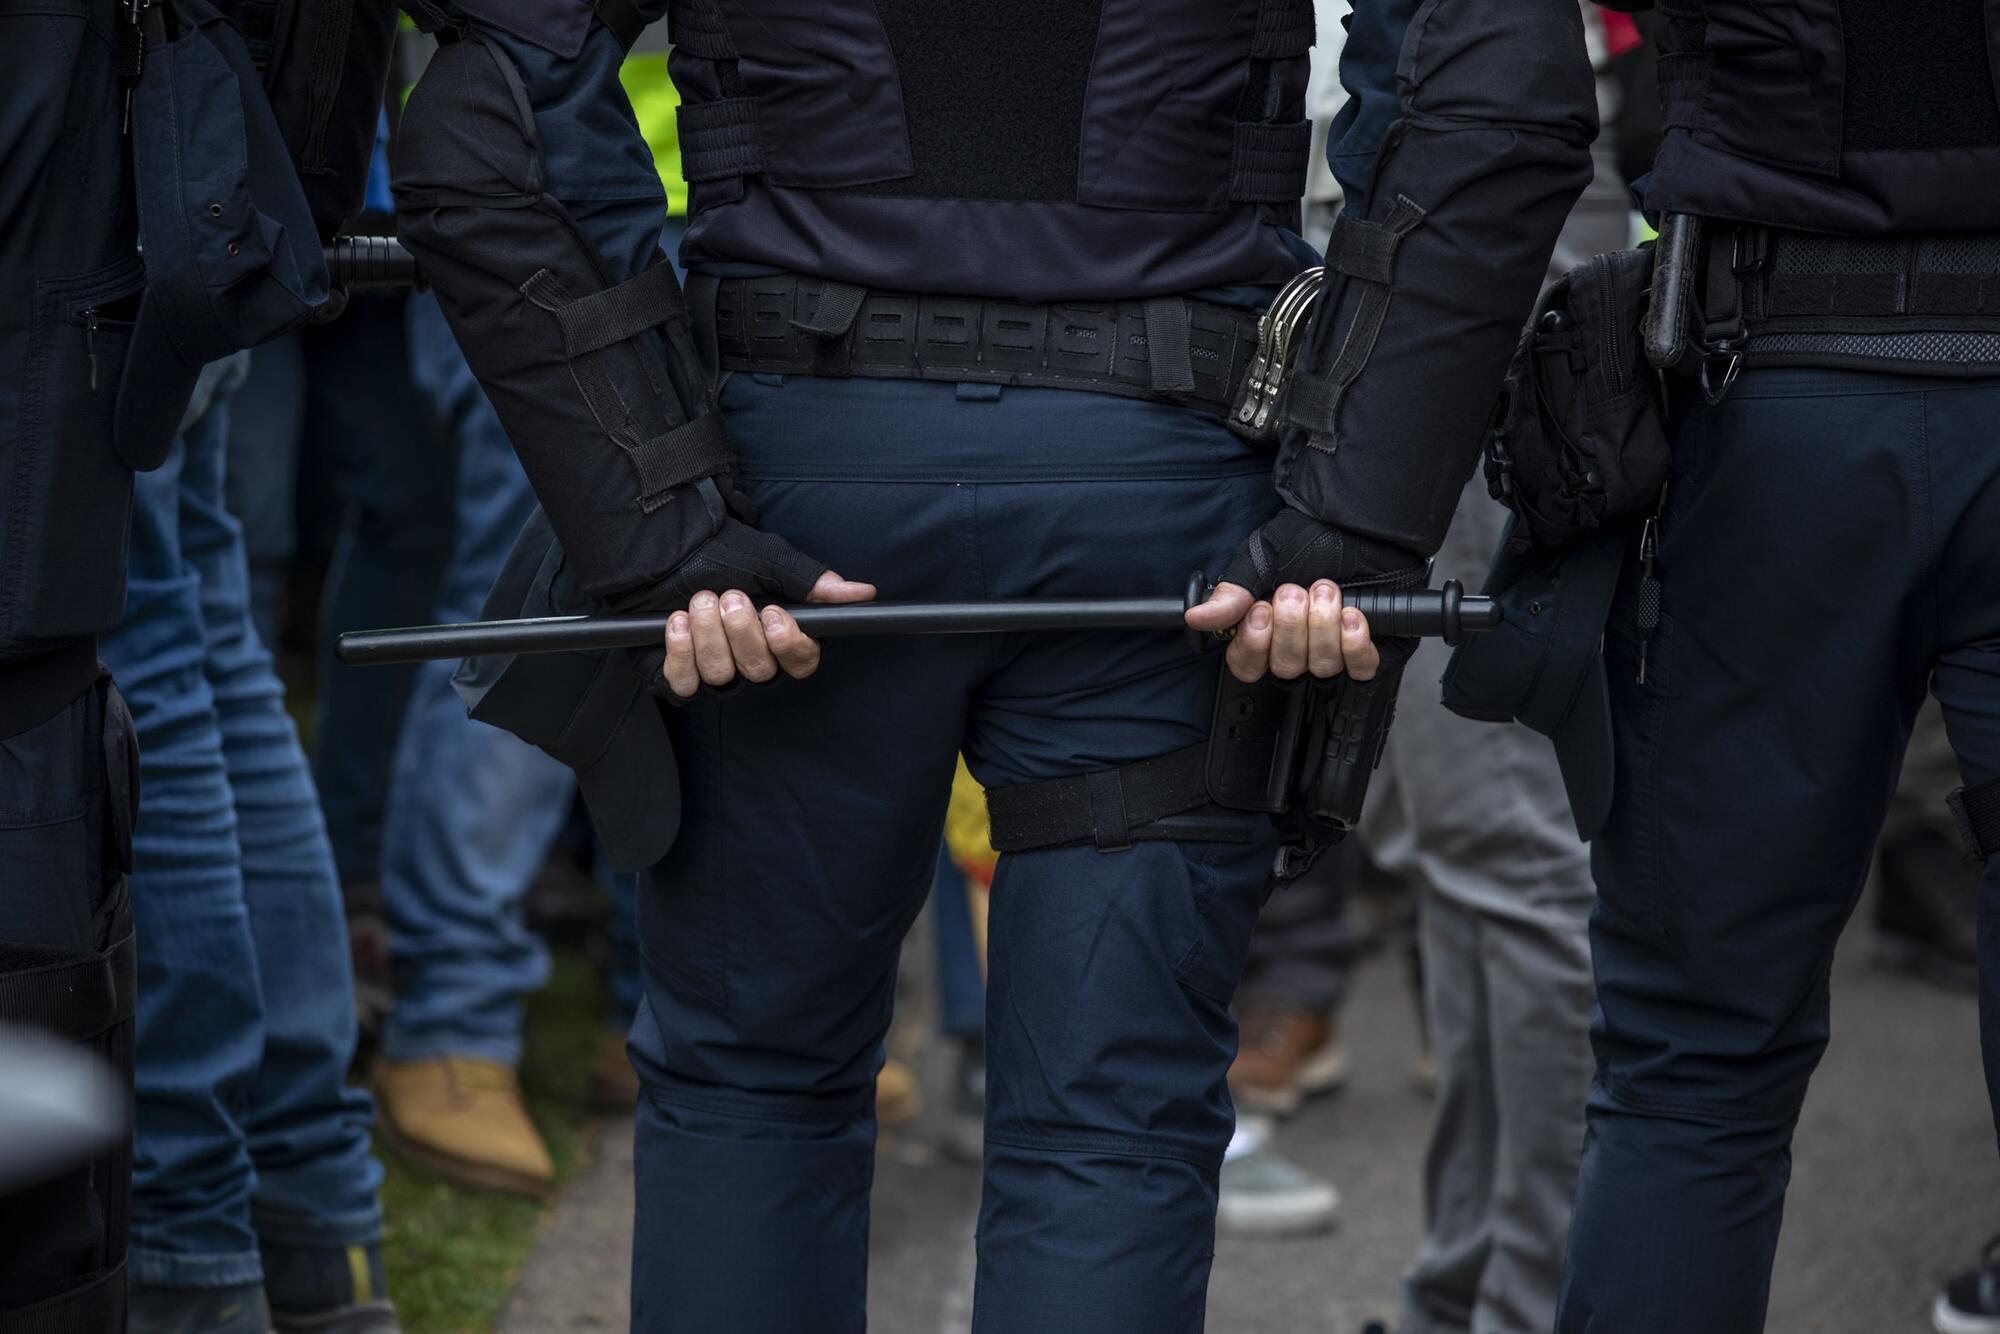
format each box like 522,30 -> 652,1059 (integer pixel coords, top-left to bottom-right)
1948,777 -> 2000,863
985,744 -> 1255,854
0,929 -> 136,1045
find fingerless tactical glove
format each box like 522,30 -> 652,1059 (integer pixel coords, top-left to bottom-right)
1218,507 -> 1429,609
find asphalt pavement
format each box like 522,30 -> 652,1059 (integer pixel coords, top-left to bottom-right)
497,881 -> 1996,1334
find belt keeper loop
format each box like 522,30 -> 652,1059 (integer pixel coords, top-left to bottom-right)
794,280 -> 865,378
1143,298 -> 1197,395
1087,769 -> 1134,852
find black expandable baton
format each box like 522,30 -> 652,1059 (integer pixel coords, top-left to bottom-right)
323,235 -> 424,291
334,575 -> 1501,666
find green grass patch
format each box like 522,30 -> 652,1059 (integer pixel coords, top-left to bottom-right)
373,946 -> 607,1334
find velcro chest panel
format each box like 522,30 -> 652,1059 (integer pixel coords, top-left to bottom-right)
1656,0 -> 2000,171
672,0 -> 1312,214
1837,0 -> 2000,150
1654,0 -> 1847,176
680,0 -> 914,190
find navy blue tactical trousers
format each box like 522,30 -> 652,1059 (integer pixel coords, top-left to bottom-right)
625,373 -> 1282,1334
1556,369 -> 2000,1332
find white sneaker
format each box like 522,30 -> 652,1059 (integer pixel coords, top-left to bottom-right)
1935,1240 -> 2000,1334
1216,1132 -> 1339,1238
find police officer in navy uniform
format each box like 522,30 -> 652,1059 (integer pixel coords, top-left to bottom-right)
1549,4 -> 2000,1332
0,3 -> 390,1327
388,0 -> 1596,1328
0,7 -> 145,1331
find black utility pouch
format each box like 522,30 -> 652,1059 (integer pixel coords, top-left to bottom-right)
1484,247 -> 1670,552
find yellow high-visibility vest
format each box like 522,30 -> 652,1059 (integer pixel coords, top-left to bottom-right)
619,53 -> 685,218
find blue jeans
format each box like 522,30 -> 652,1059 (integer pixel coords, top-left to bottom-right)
628,374 -> 1282,1334
1556,370 -> 2000,1332
376,295 -> 570,1067
101,363 -> 382,1289
222,333 -> 306,653
602,864 -> 644,1031
223,296 -> 455,888
932,844 -> 986,1042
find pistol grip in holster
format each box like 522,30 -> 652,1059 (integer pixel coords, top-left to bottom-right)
1205,666 -> 1398,883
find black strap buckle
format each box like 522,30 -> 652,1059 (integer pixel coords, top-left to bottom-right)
1698,344 -> 1743,404
1947,778 -> 2000,863
1696,226 -> 1765,404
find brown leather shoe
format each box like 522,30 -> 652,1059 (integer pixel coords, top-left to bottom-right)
590,1031 -> 641,1111
374,1057 -> 555,1199
1229,1002 -> 1347,1116
875,1058 -> 923,1130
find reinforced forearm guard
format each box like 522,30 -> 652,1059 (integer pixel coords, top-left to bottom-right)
392,31 -> 728,601
1274,0 -> 1599,560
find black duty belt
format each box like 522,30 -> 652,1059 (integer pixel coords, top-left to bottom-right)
698,273 -> 1265,416
1698,222 -> 2000,376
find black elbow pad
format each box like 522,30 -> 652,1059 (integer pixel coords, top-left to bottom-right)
392,35 -> 726,600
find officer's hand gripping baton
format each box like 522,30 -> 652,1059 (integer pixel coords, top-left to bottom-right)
333,575 -> 1500,666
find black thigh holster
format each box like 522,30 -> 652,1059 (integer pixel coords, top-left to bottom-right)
0,677 -> 139,1334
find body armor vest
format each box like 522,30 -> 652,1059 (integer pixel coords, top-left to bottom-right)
1639,0 -> 2000,233
665,0 -> 1316,301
